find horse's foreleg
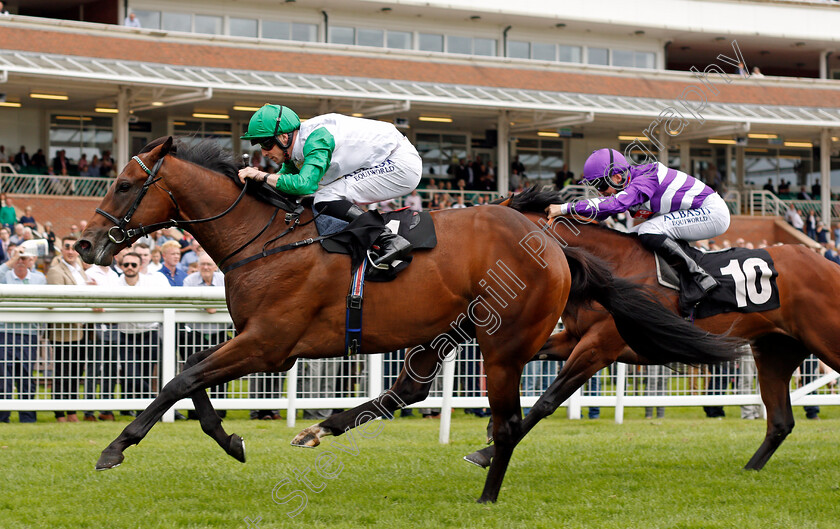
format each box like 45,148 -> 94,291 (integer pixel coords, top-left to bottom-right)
291,343 -> 444,448
466,333 -> 621,469
745,336 -> 807,471
96,336 -> 268,470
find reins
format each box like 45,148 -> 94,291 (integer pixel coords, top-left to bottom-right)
96,155 -> 249,244
95,153 -> 336,273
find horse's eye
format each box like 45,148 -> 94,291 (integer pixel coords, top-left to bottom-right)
117,182 -> 132,193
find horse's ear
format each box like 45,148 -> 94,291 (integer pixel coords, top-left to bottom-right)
160,136 -> 174,157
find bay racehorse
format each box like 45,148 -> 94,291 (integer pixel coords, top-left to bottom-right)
461,186 -> 840,470
75,140 -> 738,503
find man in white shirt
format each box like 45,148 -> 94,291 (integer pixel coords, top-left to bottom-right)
0,246 -> 45,423
404,190 -> 423,212
133,242 -> 169,287
117,252 -> 170,415
124,12 -> 141,28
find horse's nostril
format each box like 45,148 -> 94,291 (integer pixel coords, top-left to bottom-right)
75,240 -> 92,253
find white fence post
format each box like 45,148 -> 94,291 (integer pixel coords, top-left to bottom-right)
439,354 -> 456,444
161,309 -> 176,423
286,360 -> 298,428
567,387 -> 582,419
615,362 -> 626,424
369,353 -> 383,400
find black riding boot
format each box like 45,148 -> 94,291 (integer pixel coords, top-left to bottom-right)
639,233 -> 718,299
317,200 -> 412,269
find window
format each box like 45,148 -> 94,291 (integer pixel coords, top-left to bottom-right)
387,30 -> 411,49
515,138 -> 565,182
507,40 -> 530,59
558,45 -> 582,63
416,133 -> 467,177
635,51 -> 655,69
134,10 -> 160,30
447,35 -> 472,55
612,49 -> 634,67
174,120 -> 233,150
357,28 -> 384,47
161,12 -> 191,32
418,33 -> 444,52
533,43 -> 556,61
49,114 -> 114,175
588,47 -> 608,65
291,22 -> 318,42
194,15 -> 221,35
230,17 -> 257,38
329,26 -> 355,45
474,38 -> 497,57
263,20 -> 290,40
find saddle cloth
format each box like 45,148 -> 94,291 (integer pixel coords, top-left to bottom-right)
315,207 -> 437,282
655,245 -> 781,318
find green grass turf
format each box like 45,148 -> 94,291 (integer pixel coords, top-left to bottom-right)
0,407 -> 837,528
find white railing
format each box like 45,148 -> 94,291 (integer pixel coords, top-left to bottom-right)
750,189 -> 788,217
723,189 -> 741,215
0,165 -> 111,197
556,184 -> 599,202
749,189 -> 840,220
1,286 -> 837,442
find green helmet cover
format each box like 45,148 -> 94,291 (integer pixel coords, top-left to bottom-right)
240,104 -> 301,140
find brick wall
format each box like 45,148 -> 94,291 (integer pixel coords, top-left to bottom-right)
717,215 -> 820,248
9,194 -> 103,237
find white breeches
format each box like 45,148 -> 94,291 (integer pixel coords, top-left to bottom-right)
313,137 -> 422,205
633,193 -> 731,241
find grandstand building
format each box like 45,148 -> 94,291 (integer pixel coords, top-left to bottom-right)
1,0 -> 839,224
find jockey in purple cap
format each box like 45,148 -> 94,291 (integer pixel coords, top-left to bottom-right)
547,148 -> 730,303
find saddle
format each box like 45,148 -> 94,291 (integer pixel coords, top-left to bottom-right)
314,206 -> 438,356
654,244 -> 781,318
315,207 -> 437,282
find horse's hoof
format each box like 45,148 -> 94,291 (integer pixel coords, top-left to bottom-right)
228,434 -> 246,463
476,494 -> 497,504
463,450 -> 492,469
290,432 -> 320,448
95,450 -> 124,471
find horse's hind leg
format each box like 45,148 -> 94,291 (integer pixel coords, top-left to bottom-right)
96,335 -> 269,470
183,343 -> 246,463
744,334 -> 806,471
477,359 -> 526,504
292,341 -> 444,447
466,329 -> 622,468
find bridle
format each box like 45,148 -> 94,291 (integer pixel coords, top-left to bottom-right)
95,154 -> 248,245
94,152 -> 330,274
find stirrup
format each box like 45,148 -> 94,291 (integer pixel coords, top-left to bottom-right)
367,249 -> 391,270
368,238 -> 412,270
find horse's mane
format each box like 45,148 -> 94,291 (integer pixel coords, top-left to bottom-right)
503,186 -> 638,241
140,137 -> 240,180
140,136 -> 301,212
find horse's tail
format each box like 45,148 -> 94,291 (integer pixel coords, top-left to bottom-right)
562,246 -> 742,364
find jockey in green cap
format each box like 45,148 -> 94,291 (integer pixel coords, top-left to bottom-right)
239,104 -> 421,268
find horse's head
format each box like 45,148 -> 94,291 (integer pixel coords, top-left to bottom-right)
76,137 -> 177,265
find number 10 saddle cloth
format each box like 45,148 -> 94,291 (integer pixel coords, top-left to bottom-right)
654,244 -> 781,318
